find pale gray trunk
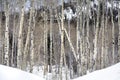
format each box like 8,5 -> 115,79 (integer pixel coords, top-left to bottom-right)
93,0 -> 100,70
59,0 -> 64,79
17,0 -> 25,69
101,2 -> 105,68
110,4 -> 115,64
118,8 -> 120,62
43,12 -> 48,75
30,0 -> 35,72
49,7 -> 53,73
4,1 -> 10,66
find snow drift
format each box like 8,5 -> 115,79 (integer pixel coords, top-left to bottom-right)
73,62 -> 120,80
0,65 -> 45,80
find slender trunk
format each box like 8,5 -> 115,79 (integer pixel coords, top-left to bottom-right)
11,13 -> 16,66
93,0 -> 100,70
118,8 -> 120,62
43,11 -> 48,75
4,1 -> 10,66
68,19 -> 73,78
17,1 -> 25,69
0,3 -> 3,64
81,10 -> 86,75
104,10 -> 108,67
110,4 -> 115,64
49,7 -> 53,73
60,0 -> 64,79
79,10 -> 83,76
101,6 -> 105,68
86,1 -> 90,73
76,0 -> 81,76
64,28 -> 77,61
30,0 -> 35,72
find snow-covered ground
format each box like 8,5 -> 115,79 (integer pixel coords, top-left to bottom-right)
0,65 -> 45,80
73,62 -> 120,80
32,65 -> 71,80
1,62 -> 120,80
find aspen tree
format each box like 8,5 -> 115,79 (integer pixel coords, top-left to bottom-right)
93,0 -> 100,70
110,1 -> 115,64
104,9 -> 109,67
76,0 -> 81,76
23,9 -> 30,70
43,8 -> 48,76
118,3 -> 120,62
67,12 -> 73,79
11,0 -> 18,66
49,3 -> 53,73
63,28 -> 77,60
118,6 -> 120,62
77,1 -> 84,75
79,1 -> 88,75
12,0 -> 19,67
59,0 -> 64,79
30,0 -> 35,72
11,12 -> 16,66
86,0 -> 91,72
79,5 -> 83,76
67,12 -> 73,78
17,0 -> 25,69
101,2 -> 105,68
4,0 -> 10,66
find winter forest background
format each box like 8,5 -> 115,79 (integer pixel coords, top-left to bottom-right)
0,0 -> 120,79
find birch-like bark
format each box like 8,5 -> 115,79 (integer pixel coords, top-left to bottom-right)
64,28 -> 77,61
101,4 -> 105,68
110,3 -> 115,64
49,7 -> 53,73
67,17 -> 73,78
30,0 -> 35,72
60,0 -> 64,79
4,1 -> 10,66
86,0 -> 91,72
17,0 -> 25,69
81,9 -> 87,75
11,12 -> 16,66
79,9 -> 83,76
104,12 -> 109,67
93,0 -> 100,70
76,0 -> 81,76
43,12 -> 48,75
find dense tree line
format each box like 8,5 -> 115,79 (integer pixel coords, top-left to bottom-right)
0,0 -> 120,79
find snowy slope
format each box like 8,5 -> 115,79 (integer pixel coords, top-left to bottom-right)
0,65 -> 45,80
73,62 -> 120,80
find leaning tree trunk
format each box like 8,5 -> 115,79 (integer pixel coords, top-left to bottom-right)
59,0 -> 65,79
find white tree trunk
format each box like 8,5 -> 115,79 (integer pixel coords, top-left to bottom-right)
17,1 -> 25,69
4,1 -> 10,66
